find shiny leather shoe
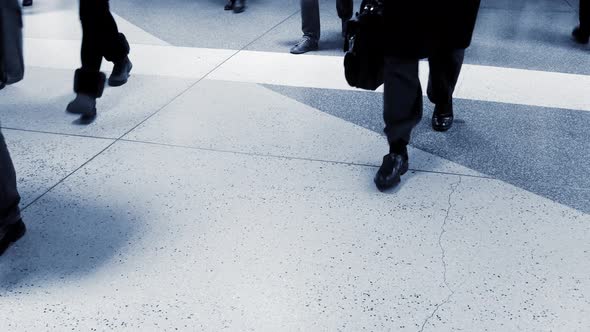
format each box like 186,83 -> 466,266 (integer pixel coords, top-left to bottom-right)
233,0 -> 246,13
290,37 -> 319,54
432,104 -> 454,132
22,0 -> 32,6
108,57 -> 133,87
66,93 -> 97,117
374,153 -> 409,191
572,26 -> 590,44
0,219 -> 26,256
224,0 -> 235,10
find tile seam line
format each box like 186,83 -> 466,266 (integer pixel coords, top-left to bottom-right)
18,11 -> 304,211
202,8 -> 302,80
10,127 -> 588,191
117,138 -> 494,180
238,8 -> 302,52
20,48 -> 245,211
1,127 -> 115,141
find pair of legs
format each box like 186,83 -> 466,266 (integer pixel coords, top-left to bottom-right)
67,0 -> 132,117
291,0 -> 354,54
375,49 -> 465,190
0,128 -> 26,256
573,0 -> 590,43
224,0 -> 246,13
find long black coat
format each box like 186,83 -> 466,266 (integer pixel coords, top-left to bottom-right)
383,1 -> 481,59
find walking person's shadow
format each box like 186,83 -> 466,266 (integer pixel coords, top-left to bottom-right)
0,193 -> 139,290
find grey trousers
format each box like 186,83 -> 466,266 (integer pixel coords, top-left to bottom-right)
301,0 -> 354,41
383,49 -> 465,153
0,128 -> 21,235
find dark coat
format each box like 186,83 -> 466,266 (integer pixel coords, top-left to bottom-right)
383,1 -> 481,59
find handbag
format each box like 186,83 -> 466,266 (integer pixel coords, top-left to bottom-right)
0,0 -> 25,86
343,0 -> 385,91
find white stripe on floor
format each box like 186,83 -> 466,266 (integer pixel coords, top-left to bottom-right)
23,38 -> 590,112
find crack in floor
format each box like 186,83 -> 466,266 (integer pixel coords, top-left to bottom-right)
419,176 -> 462,332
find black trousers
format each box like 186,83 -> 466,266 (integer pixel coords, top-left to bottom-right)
581,0 -> 589,33
383,49 -> 465,153
79,0 -> 129,73
0,128 -> 21,235
301,0 -> 354,41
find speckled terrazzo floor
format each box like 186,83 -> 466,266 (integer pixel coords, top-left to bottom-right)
0,0 -> 589,331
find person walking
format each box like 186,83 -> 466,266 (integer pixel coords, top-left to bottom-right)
1,0 -> 27,256
374,1 -> 481,191
573,0 -> 589,44
66,0 -> 133,118
290,0 -> 354,54
0,128 -> 26,256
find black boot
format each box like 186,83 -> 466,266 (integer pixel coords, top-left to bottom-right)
108,56 -> 133,87
572,26 -> 590,44
224,0 -> 235,10
0,219 -> 26,256
233,0 -> 246,13
432,103 -> 454,132
66,69 -> 105,117
374,152 -> 409,191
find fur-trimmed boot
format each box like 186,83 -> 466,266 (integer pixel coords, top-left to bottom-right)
66,69 -> 105,117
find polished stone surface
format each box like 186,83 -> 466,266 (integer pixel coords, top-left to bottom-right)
1,0 -> 588,330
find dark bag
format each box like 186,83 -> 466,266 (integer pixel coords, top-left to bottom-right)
0,0 -> 25,86
343,0 -> 384,91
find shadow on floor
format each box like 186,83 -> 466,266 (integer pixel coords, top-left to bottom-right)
0,193 -> 139,290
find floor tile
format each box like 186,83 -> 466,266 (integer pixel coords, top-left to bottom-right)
423,175 -> 590,331
125,79 -> 483,176
0,140 -> 458,330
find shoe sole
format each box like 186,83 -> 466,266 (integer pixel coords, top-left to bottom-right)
432,117 -> 453,132
290,46 -> 319,55
66,105 -> 97,117
432,124 -> 451,132
0,221 -> 26,256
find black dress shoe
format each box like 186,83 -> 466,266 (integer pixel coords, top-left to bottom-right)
572,26 -> 590,44
224,0 -> 235,10
374,153 -> 409,191
233,0 -> 246,13
22,0 -> 32,6
0,219 -> 26,256
290,37 -> 319,54
108,56 -> 133,87
432,104 -> 454,132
